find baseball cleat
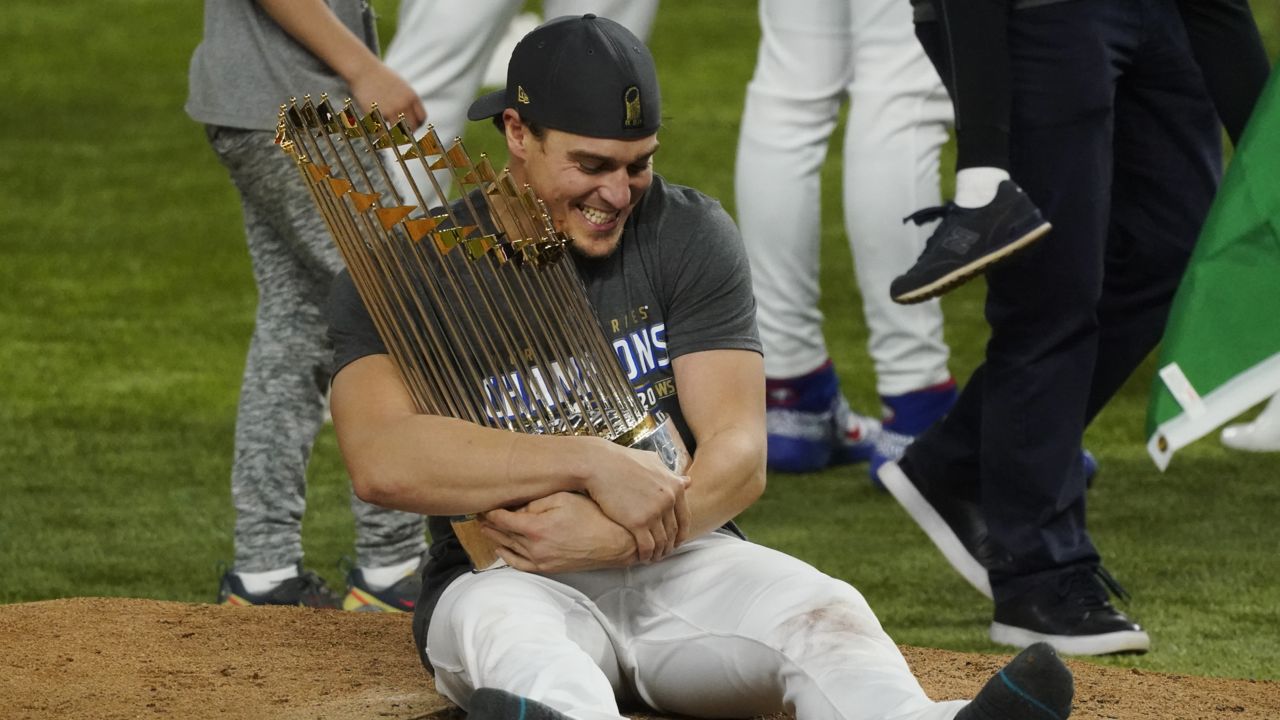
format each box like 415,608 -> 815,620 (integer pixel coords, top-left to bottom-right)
765,361 -> 880,473
868,380 -> 957,486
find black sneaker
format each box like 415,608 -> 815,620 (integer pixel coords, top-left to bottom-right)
217,565 -> 342,609
990,566 -> 1150,656
891,181 -> 1050,304
467,688 -> 570,720
957,642 -> 1074,720
878,458 -> 1006,599
342,561 -> 421,613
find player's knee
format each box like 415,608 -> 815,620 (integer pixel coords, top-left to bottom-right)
445,577 -> 564,654
764,592 -> 888,661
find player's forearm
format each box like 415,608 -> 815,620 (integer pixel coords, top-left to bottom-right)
337,410 -> 596,517
681,425 -> 766,540
255,0 -> 383,84
665,349 -> 767,540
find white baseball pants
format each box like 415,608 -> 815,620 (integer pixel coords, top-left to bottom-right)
735,0 -> 953,395
426,533 -> 966,720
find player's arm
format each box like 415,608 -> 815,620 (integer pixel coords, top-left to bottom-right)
481,347 -> 764,574
254,0 -> 425,128
668,348 -> 767,538
330,353 -> 686,561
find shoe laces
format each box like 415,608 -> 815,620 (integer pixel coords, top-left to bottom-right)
1093,565 -> 1132,603
1061,565 -> 1130,611
872,427 -> 914,463
833,395 -> 881,446
902,203 -> 956,228
293,570 -> 336,596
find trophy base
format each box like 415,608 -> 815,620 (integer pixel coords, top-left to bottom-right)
452,413 -> 690,572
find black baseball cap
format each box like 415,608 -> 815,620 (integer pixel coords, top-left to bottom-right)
466,14 -> 661,139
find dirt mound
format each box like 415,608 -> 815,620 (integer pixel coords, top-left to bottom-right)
1,598 -> 1275,719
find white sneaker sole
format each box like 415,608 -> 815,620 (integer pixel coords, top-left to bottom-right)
990,621 -> 1151,656
878,461 -> 993,599
1220,420 -> 1280,452
893,221 -> 1051,305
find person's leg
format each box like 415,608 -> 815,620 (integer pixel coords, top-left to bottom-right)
607,535 -> 1070,720
338,144 -> 432,609
206,127 -> 344,605
426,569 -> 627,720
889,2 -> 1049,306
933,0 -> 1014,202
843,0 -> 955,478
344,498 -> 428,612
736,0 -> 850,382
1175,0 -> 1270,145
893,1 -> 1147,654
876,19 -> 992,597
735,0 -> 880,473
979,0 -> 1121,599
544,0 -> 659,39
1083,1 -> 1221,424
213,126 -> 428,607
383,0 -> 523,199
979,0 -> 1161,655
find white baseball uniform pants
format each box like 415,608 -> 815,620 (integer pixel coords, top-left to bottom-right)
427,533 -> 966,720
735,0 -> 953,395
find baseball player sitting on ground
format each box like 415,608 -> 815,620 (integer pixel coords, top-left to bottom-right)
326,15 -> 1074,720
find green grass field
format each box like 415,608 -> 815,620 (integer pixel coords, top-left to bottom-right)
2,0 -> 1278,684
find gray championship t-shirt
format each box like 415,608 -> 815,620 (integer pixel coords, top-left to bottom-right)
327,173 -> 761,666
186,0 -> 379,131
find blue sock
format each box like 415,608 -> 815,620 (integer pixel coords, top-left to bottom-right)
881,379 -> 957,436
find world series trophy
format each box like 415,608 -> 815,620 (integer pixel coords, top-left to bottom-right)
276,95 -> 689,570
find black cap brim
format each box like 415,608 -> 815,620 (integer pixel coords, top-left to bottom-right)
466,90 -> 507,122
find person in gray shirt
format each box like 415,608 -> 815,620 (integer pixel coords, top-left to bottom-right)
186,0 -> 427,611
327,14 -> 1077,720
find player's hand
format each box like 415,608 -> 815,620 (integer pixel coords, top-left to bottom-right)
480,492 -> 636,574
580,440 -> 690,564
348,62 -> 426,131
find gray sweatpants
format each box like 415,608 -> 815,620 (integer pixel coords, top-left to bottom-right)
207,125 -> 427,572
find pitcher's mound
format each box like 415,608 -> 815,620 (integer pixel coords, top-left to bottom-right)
2,598 -> 1276,719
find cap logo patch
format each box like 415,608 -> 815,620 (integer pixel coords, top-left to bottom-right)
623,86 -> 643,128
517,86 -> 530,104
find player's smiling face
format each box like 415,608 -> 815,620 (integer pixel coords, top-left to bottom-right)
507,115 -> 658,259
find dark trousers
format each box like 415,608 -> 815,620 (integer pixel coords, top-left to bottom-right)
911,0 -> 1220,603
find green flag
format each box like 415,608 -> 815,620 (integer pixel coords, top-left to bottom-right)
1147,70 -> 1280,470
